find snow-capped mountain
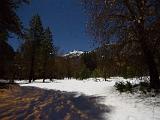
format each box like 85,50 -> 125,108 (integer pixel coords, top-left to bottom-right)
63,50 -> 84,57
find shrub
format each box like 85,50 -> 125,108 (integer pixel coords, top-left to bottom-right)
92,69 -> 102,78
79,68 -> 91,80
114,81 -> 134,93
115,81 -> 152,94
115,82 -> 125,92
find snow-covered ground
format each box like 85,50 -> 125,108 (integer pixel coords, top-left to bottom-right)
17,77 -> 160,120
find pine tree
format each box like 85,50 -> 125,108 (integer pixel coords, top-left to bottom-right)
40,27 -> 55,82
24,15 -> 44,83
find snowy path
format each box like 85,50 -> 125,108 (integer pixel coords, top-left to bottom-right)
19,78 -> 160,120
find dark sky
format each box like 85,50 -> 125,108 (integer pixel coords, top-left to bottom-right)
8,0 -> 96,53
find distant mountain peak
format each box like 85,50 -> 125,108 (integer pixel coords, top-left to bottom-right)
63,50 -> 84,57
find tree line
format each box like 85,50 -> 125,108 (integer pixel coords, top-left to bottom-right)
49,45 -> 159,82
0,0 -> 56,83
1,14 -> 56,83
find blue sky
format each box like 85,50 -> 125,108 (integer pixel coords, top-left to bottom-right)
9,0 -> 97,53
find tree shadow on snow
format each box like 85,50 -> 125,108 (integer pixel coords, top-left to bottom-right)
0,87 -> 111,120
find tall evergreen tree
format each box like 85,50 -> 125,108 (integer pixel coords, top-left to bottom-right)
41,27 -> 55,82
25,15 -> 44,83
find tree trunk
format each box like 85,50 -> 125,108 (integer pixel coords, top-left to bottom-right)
42,57 -> 48,83
43,68 -> 46,83
29,46 -> 35,83
142,46 -> 160,89
9,79 -> 14,84
0,40 -> 5,79
29,58 -> 34,83
138,25 -> 160,89
103,69 -> 107,81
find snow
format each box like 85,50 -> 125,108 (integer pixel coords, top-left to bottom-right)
63,50 -> 84,57
0,80 -> 10,83
17,77 -> 160,120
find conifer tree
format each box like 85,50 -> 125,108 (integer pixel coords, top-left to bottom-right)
24,15 -> 44,83
41,27 -> 55,82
